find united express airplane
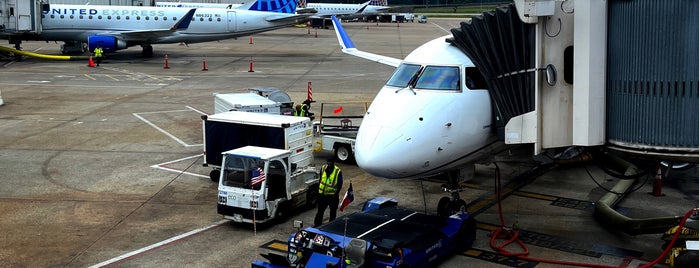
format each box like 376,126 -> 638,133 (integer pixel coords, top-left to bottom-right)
331,16 -> 500,215
38,0 -> 308,57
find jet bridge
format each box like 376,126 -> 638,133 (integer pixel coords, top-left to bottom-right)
1,0 -> 45,48
450,0 -> 699,163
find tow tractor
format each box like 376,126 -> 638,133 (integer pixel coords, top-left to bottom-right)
252,197 -> 477,268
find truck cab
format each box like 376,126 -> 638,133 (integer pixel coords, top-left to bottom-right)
217,146 -> 319,224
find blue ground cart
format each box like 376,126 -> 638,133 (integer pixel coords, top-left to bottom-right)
252,197 -> 476,268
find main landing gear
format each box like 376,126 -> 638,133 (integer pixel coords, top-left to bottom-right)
141,44 -> 154,58
436,170 -> 468,217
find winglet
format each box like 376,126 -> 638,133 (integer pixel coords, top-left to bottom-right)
330,15 -> 402,67
331,15 -> 355,50
356,1 -> 371,14
171,8 -> 197,30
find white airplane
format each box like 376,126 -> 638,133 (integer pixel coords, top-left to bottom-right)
306,1 -> 390,19
37,0 -> 310,57
155,1 -> 389,19
331,16 -> 503,214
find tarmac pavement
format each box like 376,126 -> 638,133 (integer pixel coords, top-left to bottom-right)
1,18 -> 698,268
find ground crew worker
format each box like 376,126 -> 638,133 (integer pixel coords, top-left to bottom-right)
93,46 -> 104,66
293,103 -> 307,117
314,158 -> 343,227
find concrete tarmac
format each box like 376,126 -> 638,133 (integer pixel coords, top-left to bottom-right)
1,18 -> 698,268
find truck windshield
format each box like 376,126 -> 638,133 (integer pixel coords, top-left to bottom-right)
221,156 -> 265,190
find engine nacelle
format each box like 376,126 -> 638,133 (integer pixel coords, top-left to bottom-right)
87,35 -> 128,53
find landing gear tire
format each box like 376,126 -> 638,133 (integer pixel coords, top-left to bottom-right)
437,197 -> 467,217
334,144 -> 354,163
141,45 -> 154,58
210,169 -> 220,182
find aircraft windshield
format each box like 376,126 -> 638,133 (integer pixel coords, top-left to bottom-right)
415,66 -> 460,90
385,64 -> 460,91
386,64 -> 421,87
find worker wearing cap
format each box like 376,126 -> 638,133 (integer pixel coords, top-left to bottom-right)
314,158 -> 343,227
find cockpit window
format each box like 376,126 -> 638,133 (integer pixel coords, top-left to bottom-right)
386,64 -> 421,88
415,66 -> 460,90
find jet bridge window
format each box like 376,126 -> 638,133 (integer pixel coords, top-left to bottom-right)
414,66 -> 460,90
386,63 -> 421,88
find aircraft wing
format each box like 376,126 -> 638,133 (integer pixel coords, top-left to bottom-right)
115,8 -> 197,41
330,16 -> 402,67
265,13 -> 314,23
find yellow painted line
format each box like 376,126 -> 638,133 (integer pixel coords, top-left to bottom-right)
477,222 -> 499,231
105,74 -> 120,81
513,191 -> 558,201
266,241 -> 288,252
464,249 -> 483,257
84,74 -> 97,80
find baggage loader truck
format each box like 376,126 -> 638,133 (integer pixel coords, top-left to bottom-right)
217,146 -> 319,224
201,111 -> 314,182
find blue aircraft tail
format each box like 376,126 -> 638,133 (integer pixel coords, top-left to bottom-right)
244,0 -> 299,13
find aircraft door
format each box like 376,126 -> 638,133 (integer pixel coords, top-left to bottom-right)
227,11 -> 236,32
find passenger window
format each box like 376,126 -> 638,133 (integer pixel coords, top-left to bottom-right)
70,15 -> 74,19
154,16 -> 158,20
136,16 -> 141,20
116,16 -> 120,20
146,16 -> 149,20
125,16 -> 130,20
208,18 -> 212,21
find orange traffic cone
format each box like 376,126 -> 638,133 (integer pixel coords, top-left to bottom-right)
650,165 -> 665,196
88,56 -> 95,67
248,56 -> 254,72
164,54 -> 170,69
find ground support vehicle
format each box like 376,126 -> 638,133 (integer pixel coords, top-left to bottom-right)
313,101 -> 369,163
213,87 -> 294,115
202,111 -> 314,182
251,197 -> 477,268
217,146 -> 320,224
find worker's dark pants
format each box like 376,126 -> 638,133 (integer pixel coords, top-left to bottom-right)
314,194 -> 339,227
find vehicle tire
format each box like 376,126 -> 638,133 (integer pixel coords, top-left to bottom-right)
437,197 -> 451,217
334,144 -> 354,163
210,169 -> 220,183
306,184 -> 319,209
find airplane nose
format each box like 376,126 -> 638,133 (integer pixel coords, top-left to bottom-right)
354,124 -> 410,178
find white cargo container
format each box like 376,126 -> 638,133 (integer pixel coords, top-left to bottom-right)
214,92 -> 282,114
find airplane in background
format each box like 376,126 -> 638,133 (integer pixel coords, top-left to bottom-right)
306,1 -> 390,19
156,1 -> 390,19
330,15 -> 505,215
36,0 -> 310,57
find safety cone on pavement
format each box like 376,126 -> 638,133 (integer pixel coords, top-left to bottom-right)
87,56 -> 95,67
650,165 -> 665,196
202,57 -> 208,71
314,29 -> 318,38
164,53 -> 170,69
249,35 -> 253,44
248,56 -> 254,72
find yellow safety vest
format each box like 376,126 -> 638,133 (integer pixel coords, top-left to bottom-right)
294,104 -> 307,117
94,48 -> 103,57
318,165 -> 341,195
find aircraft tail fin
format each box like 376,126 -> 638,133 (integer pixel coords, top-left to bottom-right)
240,0 -> 299,13
171,8 -> 197,30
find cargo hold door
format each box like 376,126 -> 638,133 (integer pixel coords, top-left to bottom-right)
227,11 -> 236,32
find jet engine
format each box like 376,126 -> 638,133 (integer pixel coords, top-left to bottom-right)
87,35 -> 128,53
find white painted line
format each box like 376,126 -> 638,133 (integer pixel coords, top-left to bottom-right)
186,105 -> 208,116
132,109 -> 202,147
151,154 -> 208,179
88,219 -> 230,268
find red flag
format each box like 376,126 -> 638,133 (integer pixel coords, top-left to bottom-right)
333,106 -> 343,114
339,182 -> 354,211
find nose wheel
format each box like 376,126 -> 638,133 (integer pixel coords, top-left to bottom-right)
436,170 -> 468,217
